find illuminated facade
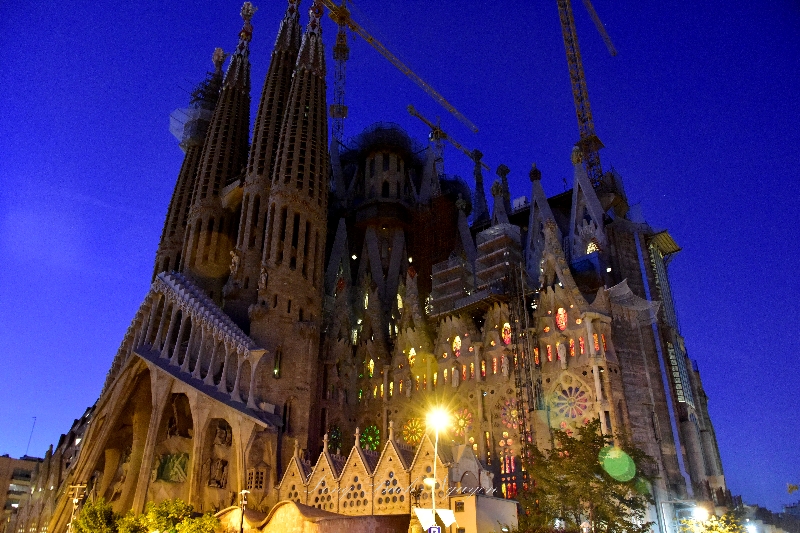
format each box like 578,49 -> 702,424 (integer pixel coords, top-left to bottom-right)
8,1 -> 730,532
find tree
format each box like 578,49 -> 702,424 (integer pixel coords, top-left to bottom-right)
73,498 -> 219,533
517,419 -> 655,533
680,512 -> 747,533
71,498 -> 119,533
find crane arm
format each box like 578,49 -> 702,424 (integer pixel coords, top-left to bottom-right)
322,0 -> 478,134
407,105 -> 489,169
581,0 -> 617,56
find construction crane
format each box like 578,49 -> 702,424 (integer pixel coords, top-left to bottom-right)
407,104 -> 489,174
323,0 -> 479,144
556,0 -> 617,188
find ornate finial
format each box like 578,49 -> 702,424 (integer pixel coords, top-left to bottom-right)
239,2 -> 257,43
491,180 -> 503,197
496,164 -> 510,180
323,433 -> 329,447
212,48 -> 227,73
354,427 -> 361,448
571,145 -> 583,165
529,163 -> 541,182
455,193 -> 467,212
389,420 -> 395,441
470,149 -> 483,163
307,0 -> 324,34
293,438 -> 300,458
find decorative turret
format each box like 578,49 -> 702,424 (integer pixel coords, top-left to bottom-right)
181,3 -> 255,302
153,50 -> 225,281
225,0 -> 301,325
249,0 -> 329,453
471,149 -> 489,225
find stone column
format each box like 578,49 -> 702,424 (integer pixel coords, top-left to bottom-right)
181,318 -> 199,372
170,313 -> 189,366
187,394 -> 211,509
217,343 -> 231,393
131,374 -> 173,512
204,338 -> 220,386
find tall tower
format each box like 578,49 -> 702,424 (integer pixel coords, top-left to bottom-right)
181,3 -> 254,302
224,0 -> 302,326
152,50 -> 225,281
249,0 -> 328,460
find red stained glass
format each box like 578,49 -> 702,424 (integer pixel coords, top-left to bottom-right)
470,362 -> 475,379
556,307 -> 568,331
462,365 -> 467,382
593,333 -> 600,352
546,345 -> 552,361
502,323 -> 512,345
569,338 -> 575,357
481,360 -> 486,377
534,347 -> 540,365
493,357 -> 498,374
601,333 -> 607,351
579,337 -> 585,355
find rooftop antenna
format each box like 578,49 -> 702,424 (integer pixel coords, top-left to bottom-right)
25,417 -> 36,456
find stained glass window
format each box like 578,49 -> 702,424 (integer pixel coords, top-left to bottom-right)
593,333 -> 600,352
453,408 -> 473,436
360,424 -> 380,451
443,368 -> 448,382
380,383 -> 384,398
556,308 -> 568,331
553,385 -> 589,419
397,294 -> 403,309
373,385 -> 378,398
569,338 -> 575,357
534,347 -> 540,365
601,334 -> 607,351
423,376 -> 427,389
502,323 -> 512,345
368,359 -> 374,378
501,398 -> 520,429
364,293 -> 369,309
399,380 -> 403,393
546,345 -> 552,362
579,337 -> 585,355
481,360 -> 486,377
408,348 -> 416,367
492,357 -> 498,374
470,362 -> 475,379
415,376 -> 420,390
433,372 -> 438,387
452,336 -> 462,358
389,382 -> 393,397
462,365 -> 467,382
402,418 -> 423,445
587,241 -> 599,254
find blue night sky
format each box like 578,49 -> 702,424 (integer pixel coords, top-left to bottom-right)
1,0 -> 798,513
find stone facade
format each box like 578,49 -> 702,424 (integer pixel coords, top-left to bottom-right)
9,1 -> 730,533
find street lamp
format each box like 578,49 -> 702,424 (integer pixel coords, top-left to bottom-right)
426,407 -> 450,514
692,507 -> 709,522
238,489 -> 250,533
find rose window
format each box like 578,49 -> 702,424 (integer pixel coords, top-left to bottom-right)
553,385 -> 588,419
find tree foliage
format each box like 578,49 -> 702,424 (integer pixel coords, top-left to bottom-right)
74,498 -> 219,533
71,498 -> 119,533
680,512 -> 747,533
517,419 -> 655,533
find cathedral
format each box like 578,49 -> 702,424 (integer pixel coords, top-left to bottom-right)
6,1 -> 731,532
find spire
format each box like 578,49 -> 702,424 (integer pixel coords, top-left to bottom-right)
224,0 -> 301,325
525,163 -> 561,278
181,3 -> 255,301
471,149 -> 489,225
496,164 -> 512,213
491,180 -> 510,225
153,50 -> 224,281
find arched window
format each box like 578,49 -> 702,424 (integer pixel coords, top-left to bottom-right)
382,181 -> 390,198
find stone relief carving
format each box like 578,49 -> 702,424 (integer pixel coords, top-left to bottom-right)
213,420 -> 233,447
208,458 -> 228,489
155,452 -> 189,483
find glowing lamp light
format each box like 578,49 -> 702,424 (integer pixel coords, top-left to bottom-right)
692,507 -> 710,522
746,525 -> 757,533
427,408 -> 450,431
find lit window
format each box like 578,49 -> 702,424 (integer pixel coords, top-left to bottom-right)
470,363 -> 475,379
492,357 -> 498,374
462,365 -> 467,382
601,334 -> 607,351
534,347 -> 540,365
452,336 -> 462,358
443,368 -> 449,382
481,360 -> 486,377
502,323 -> 512,345
546,345 -> 552,362
389,382 -> 393,396
593,333 -> 600,352
569,338 -> 575,357
380,384 -> 384,398
364,293 -> 369,309
399,380 -> 403,393
579,337 -> 585,355
587,241 -> 599,254
397,294 -> 403,309
415,376 -> 420,390
433,373 -> 438,387
408,348 -> 416,367
556,308 -> 568,330
373,385 -> 378,398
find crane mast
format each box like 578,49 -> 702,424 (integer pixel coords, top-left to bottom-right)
323,0 -> 478,145
556,0 -> 611,188
407,104 -> 489,171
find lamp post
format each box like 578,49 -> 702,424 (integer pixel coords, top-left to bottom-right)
238,489 -> 250,533
426,407 -> 450,516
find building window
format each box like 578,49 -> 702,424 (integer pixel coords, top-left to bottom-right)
455,501 -> 465,512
